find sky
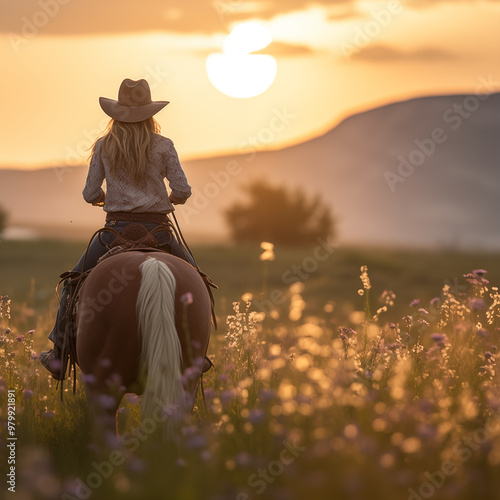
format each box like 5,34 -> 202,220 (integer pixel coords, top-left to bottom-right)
0,0 -> 499,169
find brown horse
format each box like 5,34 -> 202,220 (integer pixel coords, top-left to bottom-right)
74,250 -> 212,439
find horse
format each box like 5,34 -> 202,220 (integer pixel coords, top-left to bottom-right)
73,250 -> 212,441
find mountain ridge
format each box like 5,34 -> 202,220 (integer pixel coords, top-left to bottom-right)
1,92 -> 499,249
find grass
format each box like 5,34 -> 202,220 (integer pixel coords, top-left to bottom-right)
1,238 -> 500,499
1,238 -> 500,328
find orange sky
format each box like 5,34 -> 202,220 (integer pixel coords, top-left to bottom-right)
1,0 -> 499,169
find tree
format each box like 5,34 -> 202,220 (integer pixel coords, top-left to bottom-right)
0,204 -> 7,237
224,180 -> 335,245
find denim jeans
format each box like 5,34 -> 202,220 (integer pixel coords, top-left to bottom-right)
48,220 -> 194,347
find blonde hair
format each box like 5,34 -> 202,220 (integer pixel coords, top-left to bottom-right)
90,117 -> 161,185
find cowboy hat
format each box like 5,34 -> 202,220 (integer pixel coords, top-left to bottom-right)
99,78 -> 169,123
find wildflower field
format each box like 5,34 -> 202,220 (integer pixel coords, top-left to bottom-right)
1,239 -> 500,500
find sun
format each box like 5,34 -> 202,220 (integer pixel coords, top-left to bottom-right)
206,22 -> 277,99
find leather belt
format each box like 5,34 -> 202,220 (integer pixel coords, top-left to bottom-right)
105,211 -> 169,224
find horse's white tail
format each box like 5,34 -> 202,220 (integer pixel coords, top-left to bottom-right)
137,256 -> 183,438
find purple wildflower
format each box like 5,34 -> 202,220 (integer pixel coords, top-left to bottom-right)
97,394 -> 116,410
247,408 -> 265,425
63,478 -> 85,497
221,390 -> 235,404
417,423 -> 437,439
409,299 -> 420,307
127,458 -> 147,473
183,366 -> 201,380
180,292 -> 194,305
105,433 -> 121,449
99,358 -> 112,368
339,327 -> 356,337
476,329 -> 489,338
163,404 -> 183,421
427,346 -> 441,360
468,298 -> 486,311
181,425 -> 198,437
259,388 -> 276,403
430,333 -> 446,343
235,452 -> 253,466
48,358 -> 62,371
23,389 -> 34,400
464,270 -> 489,286
81,373 -> 96,384
186,434 -> 206,449
430,333 -> 448,349
203,387 -> 215,400
418,399 -> 434,413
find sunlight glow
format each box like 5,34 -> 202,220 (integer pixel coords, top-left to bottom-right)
222,22 -> 273,55
206,22 -> 277,99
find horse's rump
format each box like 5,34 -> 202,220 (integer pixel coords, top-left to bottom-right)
75,251 -> 212,433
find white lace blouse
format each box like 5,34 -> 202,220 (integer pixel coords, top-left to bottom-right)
82,133 -> 192,213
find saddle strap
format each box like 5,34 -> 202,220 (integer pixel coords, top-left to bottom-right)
58,268 -> 93,399
106,211 -> 168,224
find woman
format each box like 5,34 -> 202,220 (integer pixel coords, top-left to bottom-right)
39,78 -> 197,379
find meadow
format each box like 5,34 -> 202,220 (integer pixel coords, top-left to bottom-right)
1,238 -> 500,500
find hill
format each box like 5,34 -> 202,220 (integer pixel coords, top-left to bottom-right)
1,92 -> 499,248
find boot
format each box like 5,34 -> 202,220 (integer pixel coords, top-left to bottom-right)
39,347 -> 67,380
40,282 -> 70,380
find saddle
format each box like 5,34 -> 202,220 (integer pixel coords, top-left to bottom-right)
109,223 -> 160,250
57,220 -> 217,398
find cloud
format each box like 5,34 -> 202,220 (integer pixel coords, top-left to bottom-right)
407,0 -> 500,9
349,44 -> 457,62
2,0 -> 226,36
194,40 -> 313,59
1,0 -> 325,36
0,0 -> 388,36
252,41 -> 313,56
1,0 -> 498,36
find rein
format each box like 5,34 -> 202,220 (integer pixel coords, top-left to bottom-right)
170,212 -> 218,330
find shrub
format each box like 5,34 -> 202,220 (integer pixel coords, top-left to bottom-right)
0,204 -> 7,236
224,180 -> 335,245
